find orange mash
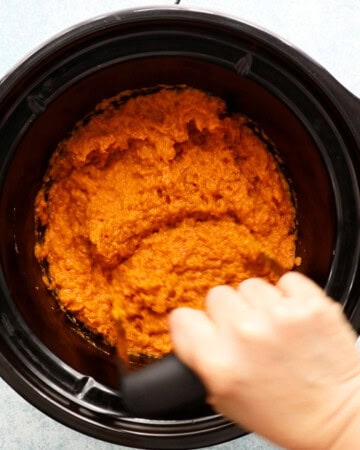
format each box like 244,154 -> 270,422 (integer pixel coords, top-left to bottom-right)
34,86 -> 297,358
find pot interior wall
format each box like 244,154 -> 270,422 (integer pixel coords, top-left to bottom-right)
0,56 -> 335,394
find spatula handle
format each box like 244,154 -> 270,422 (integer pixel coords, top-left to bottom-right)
121,353 -> 206,417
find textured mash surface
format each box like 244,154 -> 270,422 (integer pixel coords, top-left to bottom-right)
35,86 -> 297,357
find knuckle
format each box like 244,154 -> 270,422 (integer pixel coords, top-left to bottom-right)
306,297 -> 340,324
275,296 -> 335,330
233,317 -> 268,343
207,285 -> 234,301
238,277 -> 261,292
206,369 -> 238,399
211,381 -> 235,400
206,285 -> 236,310
200,362 -> 232,391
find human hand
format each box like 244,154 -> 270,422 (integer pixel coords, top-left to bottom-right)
169,272 -> 360,450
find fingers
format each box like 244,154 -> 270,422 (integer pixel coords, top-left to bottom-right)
237,278 -> 283,310
274,272 -> 329,319
277,272 -> 325,300
206,279 -> 283,325
206,285 -> 250,326
170,273 -> 331,384
169,307 -> 217,372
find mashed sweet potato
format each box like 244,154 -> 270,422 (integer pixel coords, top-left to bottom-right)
35,86 -> 298,358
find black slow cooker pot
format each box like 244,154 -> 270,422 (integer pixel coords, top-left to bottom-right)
1,7 -> 360,449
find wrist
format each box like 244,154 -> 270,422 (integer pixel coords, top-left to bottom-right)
329,396 -> 360,450
327,382 -> 360,450
284,380 -> 360,450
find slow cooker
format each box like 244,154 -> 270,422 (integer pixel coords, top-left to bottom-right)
0,7 -> 360,449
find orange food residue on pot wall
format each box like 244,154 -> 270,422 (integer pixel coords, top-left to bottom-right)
34,86 -> 298,358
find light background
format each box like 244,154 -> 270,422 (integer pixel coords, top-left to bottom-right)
0,1 -> 359,449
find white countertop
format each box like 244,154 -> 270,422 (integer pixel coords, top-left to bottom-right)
0,1 -> 359,449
